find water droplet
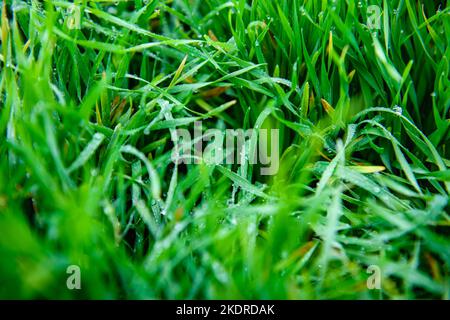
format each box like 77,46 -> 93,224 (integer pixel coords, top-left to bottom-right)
108,7 -> 118,14
299,6 -> 306,15
392,105 -> 402,115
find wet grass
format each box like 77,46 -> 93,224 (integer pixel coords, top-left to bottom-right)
0,0 -> 449,299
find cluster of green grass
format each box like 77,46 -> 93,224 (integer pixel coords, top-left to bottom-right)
0,0 -> 449,299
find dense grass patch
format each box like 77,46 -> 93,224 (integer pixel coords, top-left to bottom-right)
0,0 -> 449,299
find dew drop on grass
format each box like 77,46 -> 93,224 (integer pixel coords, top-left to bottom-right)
12,2 -> 28,12
392,105 -> 402,115
299,6 -> 306,15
